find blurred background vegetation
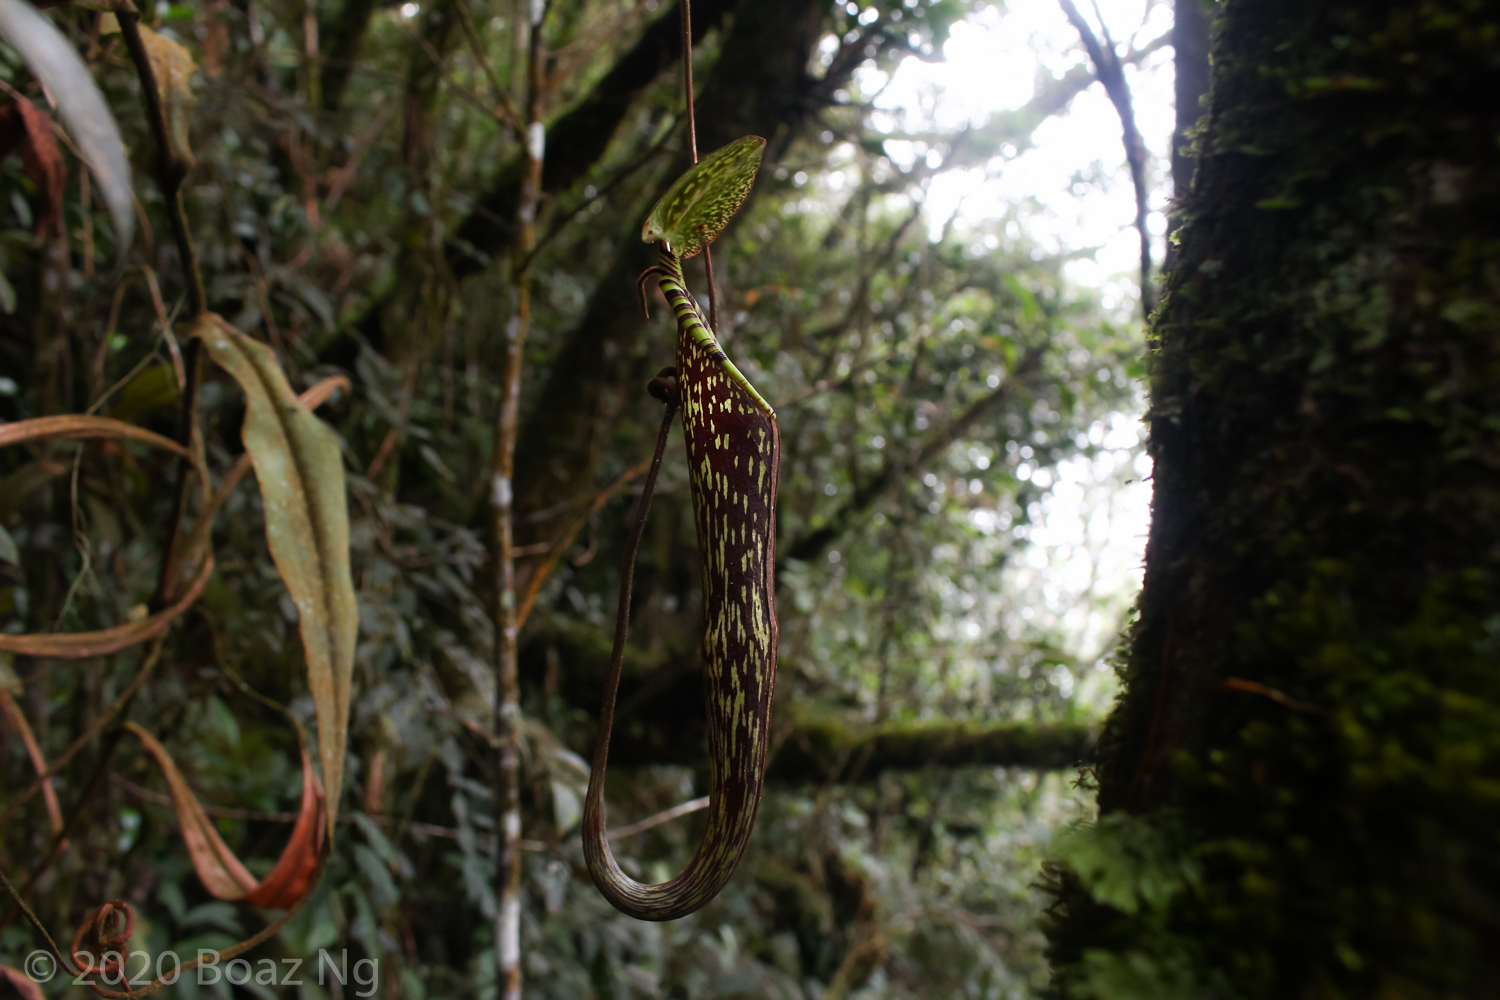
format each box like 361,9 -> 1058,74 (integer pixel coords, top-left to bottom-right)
0,0 -> 1182,995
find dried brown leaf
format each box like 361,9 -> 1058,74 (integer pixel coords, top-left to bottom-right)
0,96 -> 65,238
0,413 -> 193,459
136,24 -> 197,171
127,722 -> 326,907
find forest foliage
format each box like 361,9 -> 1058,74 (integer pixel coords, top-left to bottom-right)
0,0 -> 1160,996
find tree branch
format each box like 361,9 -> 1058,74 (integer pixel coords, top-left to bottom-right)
782,347 -> 1045,565
449,0 -> 735,277
1059,0 -> 1155,316
769,716 -> 1096,781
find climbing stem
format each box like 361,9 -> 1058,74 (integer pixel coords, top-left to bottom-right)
114,3 -> 209,616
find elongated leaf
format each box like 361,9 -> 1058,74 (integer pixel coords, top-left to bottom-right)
0,0 -> 133,251
190,315 -> 356,843
169,374 -> 352,600
641,135 -> 765,259
127,722 -> 256,899
128,722 -> 326,908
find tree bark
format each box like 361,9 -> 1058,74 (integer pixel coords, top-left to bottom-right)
1045,0 -> 1500,994
1168,0 -> 1212,210
1164,0 -> 1212,274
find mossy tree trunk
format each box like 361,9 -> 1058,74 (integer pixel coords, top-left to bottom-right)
1045,0 -> 1500,995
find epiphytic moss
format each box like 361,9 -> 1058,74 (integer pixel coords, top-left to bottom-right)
1042,0 -> 1500,995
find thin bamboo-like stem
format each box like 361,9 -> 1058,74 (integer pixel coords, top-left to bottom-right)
490,4 -> 547,998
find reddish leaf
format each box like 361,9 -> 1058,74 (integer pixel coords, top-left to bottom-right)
244,743 -> 326,908
1,962 -> 46,1000
0,96 -> 65,238
127,722 -> 327,908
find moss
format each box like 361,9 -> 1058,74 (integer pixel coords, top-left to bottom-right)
1044,0 -> 1500,994
768,709 -> 1095,779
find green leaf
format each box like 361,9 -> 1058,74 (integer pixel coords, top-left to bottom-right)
108,363 -> 181,424
191,314 -> 357,845
641,135 -> 765,259
1051,813 -> 1198,916
1003,273 -> 1039,325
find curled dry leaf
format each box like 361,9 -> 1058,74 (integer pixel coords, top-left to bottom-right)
0,412 -> 213,657
128,722 -> 326,908
190,315 -> 357,845
0,413 -> 194,460
0,555 -> 212,658
0,0 -> 133,250
135,23 -> 197,171
70,901 -> 132,977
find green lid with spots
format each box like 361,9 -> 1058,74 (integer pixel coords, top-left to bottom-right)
642,135 -> 766,259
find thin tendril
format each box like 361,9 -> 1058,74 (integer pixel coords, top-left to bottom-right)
680,0 -> 721,332
590,378 -> 679,826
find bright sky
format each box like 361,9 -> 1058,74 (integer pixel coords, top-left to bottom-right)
864,0 -> 1176,304
871,0 -> 1173,692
